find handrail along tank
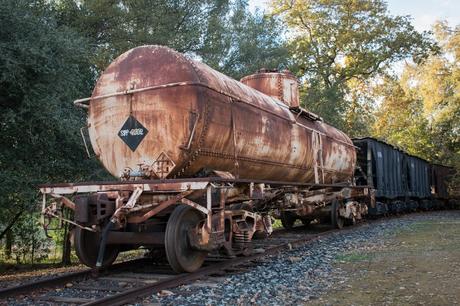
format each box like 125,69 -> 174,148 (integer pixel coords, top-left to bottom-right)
87,45 -> 356,183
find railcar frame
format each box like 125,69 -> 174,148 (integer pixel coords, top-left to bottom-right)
40,177 -> 372,272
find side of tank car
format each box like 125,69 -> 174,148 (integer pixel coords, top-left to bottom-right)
39,45 -> 372,273
353,137 -> 455,214
84,45 -> 356,184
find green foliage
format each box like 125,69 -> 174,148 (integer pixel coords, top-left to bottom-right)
55,0 -> 223,72
9,213 -> 51,264
372,75 -> 435,158
54,0 -> 288,79
271,0 -> 437,130
198,1 -> 289,79
372,21 -> 460,192
343,79 -> 377,137
0,0 -> 101,209
0,0 -> 106,261
335,251 -> 372,263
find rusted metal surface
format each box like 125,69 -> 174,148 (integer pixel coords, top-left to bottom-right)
38,177 -> 367,195
39,177 -> 370,228
39,176 -> 372,272
274,186 -> 370,220
126,190 -> 194,223
84,45 -> 355,184
41,179 -> 370,234
50,193 -> 76,210
40,178 -> 370,226
240,69 -> 300,107
338,200 -> 368,222
39,180 -> 210,195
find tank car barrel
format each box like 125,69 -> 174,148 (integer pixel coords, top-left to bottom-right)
84,45 -> 356,183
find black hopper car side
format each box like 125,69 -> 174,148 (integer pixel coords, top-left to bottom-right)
352,137 -> 458,215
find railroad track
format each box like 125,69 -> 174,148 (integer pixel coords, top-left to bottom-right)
4,211 -> 429,306
1,222 -> 350,306
0,258 -> 155,303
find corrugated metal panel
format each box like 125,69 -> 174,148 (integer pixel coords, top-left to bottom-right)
353,137 -> 434,199
406,156 -> 431,198
370,140 -> 407,198
353,138 -> 407,198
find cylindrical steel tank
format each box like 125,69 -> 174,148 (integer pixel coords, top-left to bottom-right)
87,45 -> 355,183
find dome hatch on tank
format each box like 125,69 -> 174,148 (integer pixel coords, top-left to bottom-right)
240,69 -> 300,108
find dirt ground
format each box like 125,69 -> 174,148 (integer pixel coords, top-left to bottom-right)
311,218 -> 460,305
0,249 -> 146,288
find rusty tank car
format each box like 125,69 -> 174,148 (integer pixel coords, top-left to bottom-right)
40,46 -> 371,273
83,46 -> 355,183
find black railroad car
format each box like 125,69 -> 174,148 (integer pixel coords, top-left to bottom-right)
406,155 -> 431,198
405,154 -> 431,210
352,137 -> 432,215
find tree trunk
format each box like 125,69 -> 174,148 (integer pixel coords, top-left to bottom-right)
0,211 -> 23,241
31,233 -> 35,265
61,222 -> 72,265
5,230 -> 13,259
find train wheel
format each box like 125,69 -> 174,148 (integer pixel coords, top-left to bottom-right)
280,211 -> 296,230
165,205 -> 207,273
331,200 -> 345,229
74,227 -> 119,268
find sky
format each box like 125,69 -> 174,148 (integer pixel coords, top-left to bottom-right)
248,0 -> 460,32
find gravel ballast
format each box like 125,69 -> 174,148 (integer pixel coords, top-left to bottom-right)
158,210 -> 460,305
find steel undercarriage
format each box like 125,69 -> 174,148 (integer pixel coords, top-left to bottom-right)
40,177 -> 372,272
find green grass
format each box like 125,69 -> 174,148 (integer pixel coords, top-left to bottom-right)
311,216 -> 460,306
335,252 -> 373,263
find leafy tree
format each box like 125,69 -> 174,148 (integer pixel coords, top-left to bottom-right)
373,21 -> 460,192
198,1 -> 289,79
54,0 -> 288,79
0,0 -> 103,260
270,0 -> 437,129
55,0 -> 225,72
343,78 -> 376,137
372,75 -> 434,157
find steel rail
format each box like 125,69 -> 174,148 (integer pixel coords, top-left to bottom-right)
0,269 -> 92,299
0,258 -> 149,299
1,213 -> 417,304
81,226 -> 351,306
87,216 -> 404,306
